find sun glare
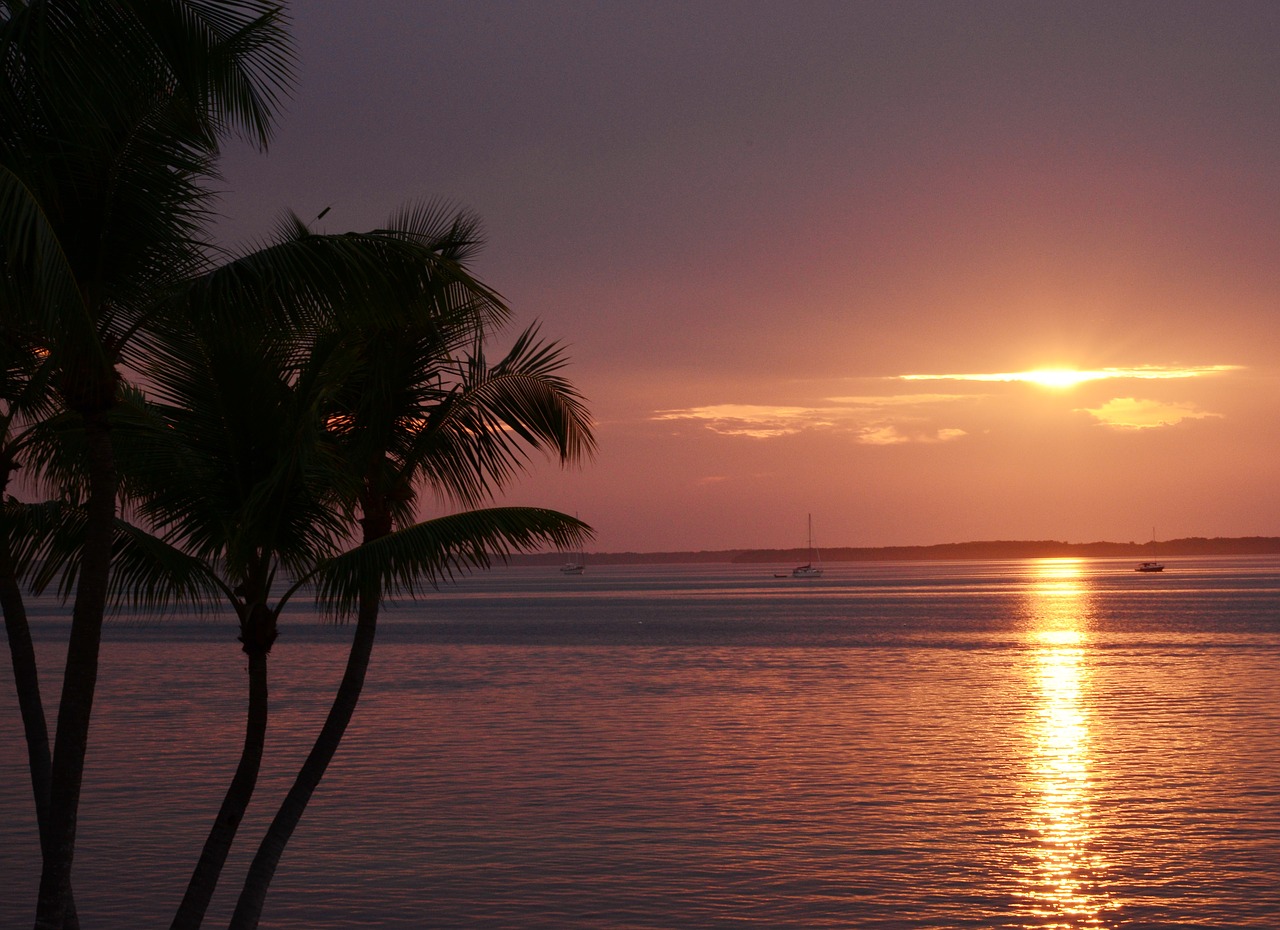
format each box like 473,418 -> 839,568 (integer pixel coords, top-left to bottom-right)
1022,368 -> 1095,389
1019,559 -> 1111,923
900,364 -> 1241,387
899,367 -> 1108,388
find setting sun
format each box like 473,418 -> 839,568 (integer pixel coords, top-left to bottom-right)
1022,369 -> 1098,389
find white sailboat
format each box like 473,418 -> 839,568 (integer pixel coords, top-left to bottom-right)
792,514 -> 824,578
560,516 -> 586,574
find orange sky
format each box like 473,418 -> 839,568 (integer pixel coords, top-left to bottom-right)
214,1 -> 1280,552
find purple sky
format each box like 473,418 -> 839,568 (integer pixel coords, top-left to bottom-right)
213,1 -> 1280,552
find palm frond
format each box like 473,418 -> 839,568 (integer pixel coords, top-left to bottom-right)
0,164 -> 102,383
142,0 -> 296,148
474,323 -> 597,462
307,507 -> 592,617
399,324 -> 596,508
132,306 -> 358,583
157,217 -> 509,340
382,200 -> 490,269
0,325 -> 62,457
3,498 -> 224,611
105,518 -> 227,611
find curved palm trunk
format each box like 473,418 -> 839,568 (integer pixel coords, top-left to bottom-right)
229,588 -> 378,930
35,411 -> 116,930
0,544 -> 52,839
1,543 -> 81,930
170,648 -> 269,930
229,508 -> 390,930
0,463 -> 54,860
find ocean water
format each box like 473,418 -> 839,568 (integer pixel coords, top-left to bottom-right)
2,556 -> 1279,928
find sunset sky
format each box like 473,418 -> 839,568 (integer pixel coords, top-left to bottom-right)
213,1 -> 1280,553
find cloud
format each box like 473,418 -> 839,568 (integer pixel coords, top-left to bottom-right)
1078,397 -> 1222,430
825,393 -> 978,406
857,425 -> 968,445
651,404 -> 817,438
652,398 -> 968,443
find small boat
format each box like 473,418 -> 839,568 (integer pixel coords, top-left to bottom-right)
792,514 -> 824,578
1135,529 -> 1164,572
560,518 -> 586,574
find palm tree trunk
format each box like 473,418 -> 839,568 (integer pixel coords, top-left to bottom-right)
0,494 -> 53,855
228,583 -> 378,930
1,542 -> 81,930
35,410 -> 116,930
170,632 -> 271,929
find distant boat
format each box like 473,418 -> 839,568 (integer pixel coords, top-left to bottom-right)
1135,530 -> 1164,572
560,517 -> 586,574
792,514 -> 824,578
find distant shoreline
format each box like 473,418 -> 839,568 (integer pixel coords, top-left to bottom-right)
520,536 -> 1280,566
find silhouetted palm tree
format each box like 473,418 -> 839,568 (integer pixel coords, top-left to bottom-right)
133,302 -> 348,930
229,215 -> 595,923
1,3 -> 293,924
125,206 -> 537,928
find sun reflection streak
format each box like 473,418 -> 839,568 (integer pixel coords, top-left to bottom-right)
1021,560 -> 1112,927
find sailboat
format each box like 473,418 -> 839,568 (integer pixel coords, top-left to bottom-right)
792,514 -> 824,578
1135,529 -> 1164,573
560,516 -> 586,574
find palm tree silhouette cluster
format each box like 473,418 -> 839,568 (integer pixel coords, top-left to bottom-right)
1,4 -> 595,928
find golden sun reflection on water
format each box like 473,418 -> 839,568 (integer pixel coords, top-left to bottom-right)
1022,559 -> 1112,928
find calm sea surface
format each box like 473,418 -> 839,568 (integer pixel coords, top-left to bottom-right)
3,556 -> 1279,928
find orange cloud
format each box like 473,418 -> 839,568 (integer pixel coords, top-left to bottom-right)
653,398 -> 969,443
651,404 -> 815,438
858,425 -> 967,445
1078,397 -> 1222,430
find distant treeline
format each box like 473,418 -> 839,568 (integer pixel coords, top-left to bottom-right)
514,536 -> 1280,566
